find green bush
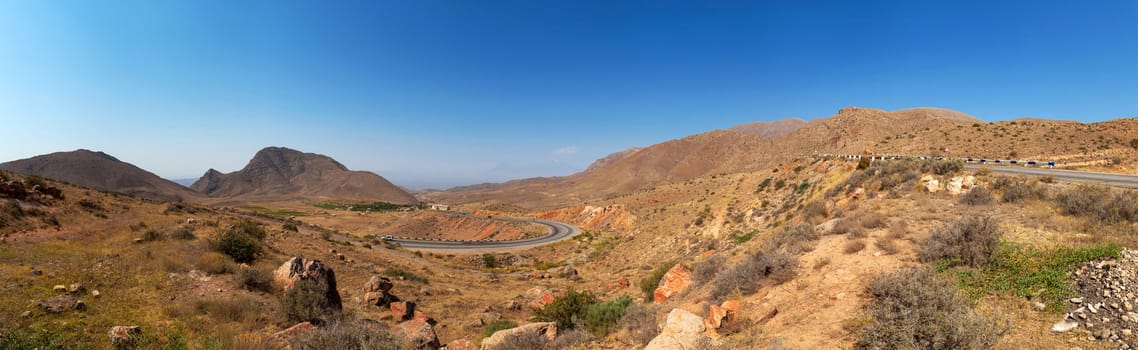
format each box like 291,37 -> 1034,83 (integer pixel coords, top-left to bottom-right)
281,279 -> 342,325
283,222 -> 298,232
920,217 -> 1001,267
855,268 -> 1002,350
209,228 -> 263,264
639,262 -> 677,301
583,296 -> 633,335
483,319 -> 518,338
531,289 -> 598,330
755,178 -> 772,193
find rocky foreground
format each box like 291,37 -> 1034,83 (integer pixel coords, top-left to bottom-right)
1055,250 -> 1138,348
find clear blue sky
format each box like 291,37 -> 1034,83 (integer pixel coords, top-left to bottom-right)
1,1 -> 1136,189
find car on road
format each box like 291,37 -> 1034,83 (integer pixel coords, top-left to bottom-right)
380,235 -> 395,241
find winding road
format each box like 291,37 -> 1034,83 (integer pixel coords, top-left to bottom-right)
388,216 -> 581,251
966,165 -> 1138,188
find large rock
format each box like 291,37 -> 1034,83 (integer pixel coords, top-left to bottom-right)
527,287 -> 566,309
38,295 -> 77,313
653,265 -> 693,304
706,300 -> 740,330
393,317 -> 441,350
273,257 -> 342,311
480,322 -> 557,350
392,300 -> 416,321
645,309 -> 713,350
921,175 -> 942,193
108,326 -> 142,348
363,275 -> 397,307
946,175 -> 976,195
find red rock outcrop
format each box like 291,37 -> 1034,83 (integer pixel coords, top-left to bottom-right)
653,265 -> 693,304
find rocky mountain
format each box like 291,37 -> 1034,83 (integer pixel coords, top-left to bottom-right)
191,147 -> 417,204
425,106 -> 985,209
729,118 -> 809,139
0,149 -> 201,202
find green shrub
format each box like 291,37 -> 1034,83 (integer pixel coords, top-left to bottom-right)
209,228 -> 263,264
920,217 -> 1001,267
283,222 -> 298,232
482,254 -> 498,268
855,268 -> 1002,350
755,178 -> 772,193
730,230 -> 755,244
774,179 -> 787,190
290,319 -> 399,350
583,296 -> 633,335
281,279 -> 342,325
856,157 -> 871,170
0,328 -> 69,350
531,289 -> 598,330
639,262 -> 677,301
483,319 -> 518,338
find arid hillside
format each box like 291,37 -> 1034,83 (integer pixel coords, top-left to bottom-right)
425,106 -> 984,209
728,117 -> 809,139
0,149 -> 202,202
192,147 -> 417,205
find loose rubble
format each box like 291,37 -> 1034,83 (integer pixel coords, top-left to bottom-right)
1054,249 -> 1138,348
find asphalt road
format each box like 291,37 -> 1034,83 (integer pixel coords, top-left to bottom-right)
389,216 -> 581,251
966,164 -> 1138,188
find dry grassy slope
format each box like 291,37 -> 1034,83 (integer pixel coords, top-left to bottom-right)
427,106 -> 983,210
191,147 -> 417,205
729,117 -> 809,139
872,118 -> 1138,172
0,149 -> 203,202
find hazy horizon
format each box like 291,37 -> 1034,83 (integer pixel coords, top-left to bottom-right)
2,1 -> 1136,189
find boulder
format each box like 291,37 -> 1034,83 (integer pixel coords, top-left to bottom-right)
705,300 -> 739,330
273,257 -> 342,311
921,175 -> 941,193
363,275 -> 396,307
38,295 -> 76,313
946,176 -> 975,195
392,301 -> 416,321
528,288 -> 566,309
557,266 -> 578,278
645,309 -> 713,350
108,326 -> 142,348
447,339 -> 477,350
272,322 -> 316,339
393,318 -> 441,350
69,283 -> 84,294
480,322 -> 557,350
653,265 -> 693,304
601,277 -> 630,292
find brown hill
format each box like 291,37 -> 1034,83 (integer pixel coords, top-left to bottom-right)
425,106 -> 984,209
191,147 -> 417,204
729,117 -> 809,138
0,149 -> 200,202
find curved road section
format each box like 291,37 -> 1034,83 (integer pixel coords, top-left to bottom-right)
390,217 -> 581,251
966,165 -> 1138,188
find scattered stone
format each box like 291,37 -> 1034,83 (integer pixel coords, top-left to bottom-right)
1071,297 -> 1085,304
653,265 -> 693,304
38,295 -> 76,313
20,311 -> 30,318
91,290 -> 101,298
481,322 -> 556,350
393,318 -> 440,350
74,299 -> 86,310
557,266 -> 578,278
446,338 -> 477,350
503,300 -> 522,311
1052,319 -> 1079,333
108,326 -> 141,348
363,275 -> 396,307
53,285 -> 66,293
69,283 -> 83,293
1033,301 -> 1047,311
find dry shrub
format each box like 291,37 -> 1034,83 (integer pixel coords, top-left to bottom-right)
693,254 -> 726,284
803,201 -> 829,224
830,218 -> 856,235
490,330 -> 549,350
959,187 -> 993,206
813,257 -> 831,270
1000,179 -> 1048,203
886,220 -> 907,239
844,240 -> 867,254
874,238 -> 899,255
860,213 -> 888,229
919,216 -> 1001,267
281,279 -> 342,325
238,267 -> 275,293
710,248 -> 797,303
551,329 -> 592,350
289,319 -> 399,350
194,295 -> 263,324
195,252 -> 236,274
619,304 -> 659,346
169,226 -> 196,240
1055,185 -> 1138,223
855,268 -> 1002,350
771,223 -> 820,253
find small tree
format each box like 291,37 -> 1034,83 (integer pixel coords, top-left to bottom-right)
531,289 -> 598,330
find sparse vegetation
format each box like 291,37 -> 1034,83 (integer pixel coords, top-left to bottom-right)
314,201 -> 413,212
755,178 -> 772,193
240,206 -> 307,217
710,247 -> 797,303
209,220 -> 266,264
855,267 -> 1002,350
920,216 -> 1001,267
843,240 -> 867,254
730,230 -> 755,244
531,289 -> 598,330
693,254 -> 726,284
383,268 -> 428,284
951,242 -> 1121,312
237,267 -> 275,293
1054,185 -> 1138,223
583,295 -> 633,335
283,222 -> 298,232
959,186 -> 993,206
484,319 -> 519,337
620,304 -> 659,346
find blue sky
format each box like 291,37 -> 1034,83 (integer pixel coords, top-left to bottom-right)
1,1 -> 1136,189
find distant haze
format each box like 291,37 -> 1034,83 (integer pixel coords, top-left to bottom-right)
2,2 -> 1136,189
